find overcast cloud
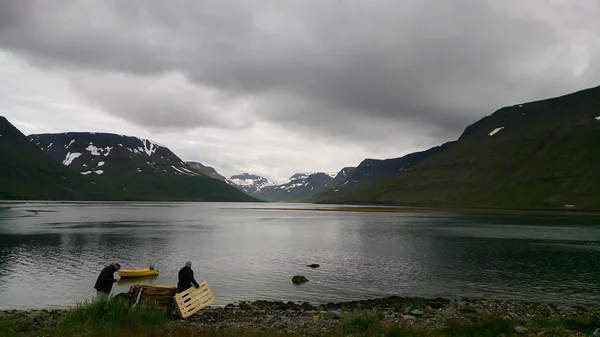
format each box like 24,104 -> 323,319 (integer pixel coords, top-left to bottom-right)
1,0 -> 599,181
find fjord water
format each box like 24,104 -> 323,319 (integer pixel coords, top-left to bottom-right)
0,202 -> 599,310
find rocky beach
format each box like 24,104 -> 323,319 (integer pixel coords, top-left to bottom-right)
4,296 -> 599,336
188,297 -> 600,336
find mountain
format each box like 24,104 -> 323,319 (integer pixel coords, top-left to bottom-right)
185,161 -> 228,181
26,132 -> 259,202
311,143 -> 453,201
317,85 -> 600,210
0,117 -> 103,200
28,133 -> 201,177
260,172 -> 336,202
330,167 -> 357,186
229,172 -> 337,202
229,173 -> 272,196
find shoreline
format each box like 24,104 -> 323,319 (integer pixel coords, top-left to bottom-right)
4,200 -> 600,217
3,296 -> 599,336
241,206 -> 600,217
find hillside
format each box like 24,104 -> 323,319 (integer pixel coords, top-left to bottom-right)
229,172 -> 337,202
0,117 -> 103,200
186,161 -> 228,181
25,132 -> 259,202
318,85 -> 600,209
311,143 -> 453,201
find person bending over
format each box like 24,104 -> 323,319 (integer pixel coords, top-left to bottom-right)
177,261 -> 200,293
94,263 -> 121,297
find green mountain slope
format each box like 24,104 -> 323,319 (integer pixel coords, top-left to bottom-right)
322,85 -> 600,210
28,132 -> 259,202
0,117 -> 259,202
0,116 -> 103,200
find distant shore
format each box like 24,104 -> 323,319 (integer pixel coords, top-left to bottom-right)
2,296 -> 599,336
4,199 -> 600,217
244,205 -> 600,217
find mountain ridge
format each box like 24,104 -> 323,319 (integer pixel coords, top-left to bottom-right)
0,117 -> 109,200
0,127 -> 260,202
310,142 -> 454,202
316,84 -> 600,209
228,172 -> 337,202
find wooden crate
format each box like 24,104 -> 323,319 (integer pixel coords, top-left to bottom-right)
173,280 -> 215,318
140,285 -> 176,307
126,285 -> 177,310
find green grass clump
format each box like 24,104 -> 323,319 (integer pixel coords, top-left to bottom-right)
331,316 -> 597,337
56,297 -> 170,335
528,316 -> 600,334
0,315 -> 41,337
341,310 -> 386,334
440,318 -> 516,337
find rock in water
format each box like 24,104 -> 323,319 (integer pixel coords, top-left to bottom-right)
307,264 -> 320,268
292,275 -> 309,284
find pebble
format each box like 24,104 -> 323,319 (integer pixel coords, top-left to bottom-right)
514,325 -> 528,334
410,309 -> 425,316
329,311 -> 342,319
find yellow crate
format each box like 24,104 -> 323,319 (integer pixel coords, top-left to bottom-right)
173,280 -> 215,318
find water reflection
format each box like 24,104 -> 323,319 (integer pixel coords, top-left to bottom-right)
0,202 -> 599,310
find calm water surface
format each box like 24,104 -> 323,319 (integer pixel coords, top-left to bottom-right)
0,202 -> 599,310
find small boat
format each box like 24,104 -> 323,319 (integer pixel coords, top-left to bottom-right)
117,274 -> 158,284
118,267 -> 159,278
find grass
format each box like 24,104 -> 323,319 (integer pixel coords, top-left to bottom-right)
0,297 -> 185,337
1,300 -> 598,337
341,310 -> 386,334
56,297 -> 170,335
324,312 -> 598,337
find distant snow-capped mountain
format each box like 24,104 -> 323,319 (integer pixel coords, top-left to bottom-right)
229,173 -> 272,195
228,172 -> 337,202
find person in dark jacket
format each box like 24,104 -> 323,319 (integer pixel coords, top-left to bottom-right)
94,263 -> 121,296
177,261 -> 200,293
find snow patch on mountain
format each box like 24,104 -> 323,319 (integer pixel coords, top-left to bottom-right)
86,144 -> 114,156
488,127 -> 504,136
62,152 -> 82,166
29,132 -> 207,179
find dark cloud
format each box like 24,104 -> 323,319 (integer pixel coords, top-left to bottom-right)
0,0 -> 599,141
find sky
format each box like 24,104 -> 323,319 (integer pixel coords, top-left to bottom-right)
0,1 -> 599,182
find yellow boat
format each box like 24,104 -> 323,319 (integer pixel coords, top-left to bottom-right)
118,267 -> 159,278
117,274 -> 158,284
